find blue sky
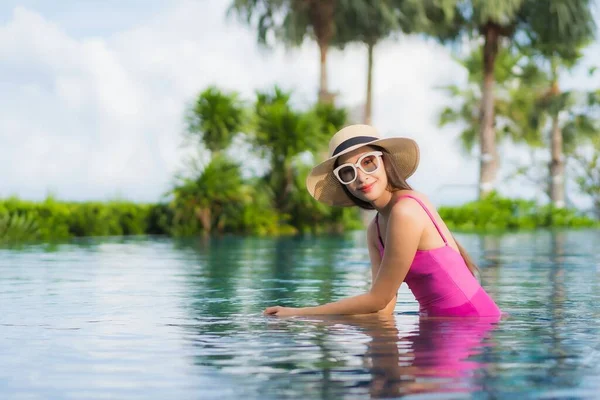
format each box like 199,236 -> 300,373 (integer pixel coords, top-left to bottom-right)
1,0 -> 598,207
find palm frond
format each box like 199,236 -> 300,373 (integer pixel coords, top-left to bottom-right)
0,213 -> 40,245
186,86 -> 246,155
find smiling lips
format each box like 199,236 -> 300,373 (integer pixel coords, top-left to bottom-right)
359,183 -> 375,193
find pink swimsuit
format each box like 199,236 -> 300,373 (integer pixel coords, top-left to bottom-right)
376,195 -> 501,318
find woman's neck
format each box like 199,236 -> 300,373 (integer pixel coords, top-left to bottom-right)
372,190 -> 411,217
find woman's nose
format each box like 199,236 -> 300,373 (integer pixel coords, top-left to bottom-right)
355,168 -> 369,183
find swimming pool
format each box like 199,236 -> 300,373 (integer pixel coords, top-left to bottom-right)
1,230 -> 599,399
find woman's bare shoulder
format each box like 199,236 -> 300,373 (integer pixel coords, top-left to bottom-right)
389,191 -> 439,228
392,190 -> 438,212
390,190 -> 424,208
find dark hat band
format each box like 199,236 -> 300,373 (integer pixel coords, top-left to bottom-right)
332,136 -> 378,156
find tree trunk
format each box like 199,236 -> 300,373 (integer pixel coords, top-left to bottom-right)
216,214 -> 226,234
592,155 -> 600,219
549,114 -> 565,208
196,207 -> 211,234
271,159 -> 293,213
479,25 -> 500,198
282,164 -> 294,211
309,0 -> 335,104
547,60 -> 565,209
318,42 -> 332,104
365,42 -> 374,125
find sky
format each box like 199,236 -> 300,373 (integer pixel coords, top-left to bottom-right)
1,0 -> 599,207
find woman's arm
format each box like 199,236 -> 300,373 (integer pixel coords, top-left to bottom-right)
264,200 -> 424,316
366,219 -> 397,315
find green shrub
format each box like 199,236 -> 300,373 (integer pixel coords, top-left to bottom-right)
0,212 -> 40,245
0,197 -> 157,242
439,192 -> 598,231
1,190 -> 596,245
146,203 -> 172,235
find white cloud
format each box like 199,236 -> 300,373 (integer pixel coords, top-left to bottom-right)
0,0 -> 596,207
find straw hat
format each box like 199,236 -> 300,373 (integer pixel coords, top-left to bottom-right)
306,124 -> 420,206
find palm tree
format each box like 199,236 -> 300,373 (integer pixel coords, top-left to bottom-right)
522,2 -> 597,207
333,0 -> 399,124
229,0 -> 337,103
177,86 -> 247,235
186,86 -> 246,157
170,156 -> 247,235
409,0 -> 597,198
251,86 -> 327,212
569,89 -> 600,217
438,46 -> 546,156
531,80 -> 598,207
573,142 -> 600,219
440,45 -> 599,205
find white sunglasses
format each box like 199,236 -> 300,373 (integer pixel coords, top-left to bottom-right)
333,151 -> 383,185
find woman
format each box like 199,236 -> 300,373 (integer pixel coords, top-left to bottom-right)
264,124 -> 501,318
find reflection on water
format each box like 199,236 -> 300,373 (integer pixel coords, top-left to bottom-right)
291,314 -> 499,398
0,230 -> 599,399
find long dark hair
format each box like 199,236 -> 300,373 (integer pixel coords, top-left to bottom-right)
334,145 -> 479,277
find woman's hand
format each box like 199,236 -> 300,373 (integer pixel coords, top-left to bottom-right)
263,306 -> 303,317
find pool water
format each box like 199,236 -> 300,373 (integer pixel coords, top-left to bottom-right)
1,230 -> 599,399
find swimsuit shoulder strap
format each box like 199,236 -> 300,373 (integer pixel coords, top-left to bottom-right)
375,213 -> 385,249
395,195 -> 448,244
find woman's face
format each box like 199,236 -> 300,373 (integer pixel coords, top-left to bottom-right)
336,146 -> 389,203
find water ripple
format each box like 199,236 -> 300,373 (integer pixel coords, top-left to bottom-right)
0,232 -> 599,399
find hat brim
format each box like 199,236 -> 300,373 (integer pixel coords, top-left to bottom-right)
306,137 -> 420,206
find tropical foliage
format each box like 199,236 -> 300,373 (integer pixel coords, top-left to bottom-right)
0,197 -> 159,246
332,0 -> 400,124
408,0 -> 597,197
2,193 -> 596,245
3,1 -> 599,245
438,46 -> 599,208
186,86 -> 246,155
165,85 -> 359,238
229,0 -> 338,103
438,46 -> 547,154
571,131 -> 600,219
439,192 -> 598,232
169,155 -> 247,235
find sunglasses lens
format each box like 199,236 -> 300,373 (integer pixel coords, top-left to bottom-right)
338,166 -> 356,183
361,155 -> 379,173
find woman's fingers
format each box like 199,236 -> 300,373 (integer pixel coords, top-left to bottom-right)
263,306 -> 280,315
